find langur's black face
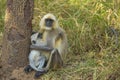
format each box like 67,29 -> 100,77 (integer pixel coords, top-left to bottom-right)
31,32 -> 42,45
45,18 -> 54,27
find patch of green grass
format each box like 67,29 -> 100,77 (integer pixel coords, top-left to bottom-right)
33,0 -> 120,79
0,0 -> 6,32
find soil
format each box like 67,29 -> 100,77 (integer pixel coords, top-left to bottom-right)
0,66 -> 39,80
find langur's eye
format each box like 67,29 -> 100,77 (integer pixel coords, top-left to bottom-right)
32,40 -> 36,44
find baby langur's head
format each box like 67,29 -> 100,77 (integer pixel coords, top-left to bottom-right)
31,32 -> 42,45
40,13 -> 59,31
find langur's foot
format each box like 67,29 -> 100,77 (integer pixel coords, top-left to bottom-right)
34,70 -> 48,78
24,65 -> 34,73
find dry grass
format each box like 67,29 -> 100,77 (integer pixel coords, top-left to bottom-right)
0,0 -> 120,80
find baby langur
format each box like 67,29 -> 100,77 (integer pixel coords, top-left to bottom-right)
24,32 -> 47,74
31,13 -> 68,78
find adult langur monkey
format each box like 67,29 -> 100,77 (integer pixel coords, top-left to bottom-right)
30,13 -> 68,78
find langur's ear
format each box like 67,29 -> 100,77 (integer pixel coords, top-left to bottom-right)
31,31 -> 37,35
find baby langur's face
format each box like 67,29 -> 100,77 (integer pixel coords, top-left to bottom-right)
31,32 -> 42,45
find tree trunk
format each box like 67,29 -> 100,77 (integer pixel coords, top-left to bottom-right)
1,0 -> 33,70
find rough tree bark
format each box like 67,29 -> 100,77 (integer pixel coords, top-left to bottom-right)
1,0 -> 34,70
